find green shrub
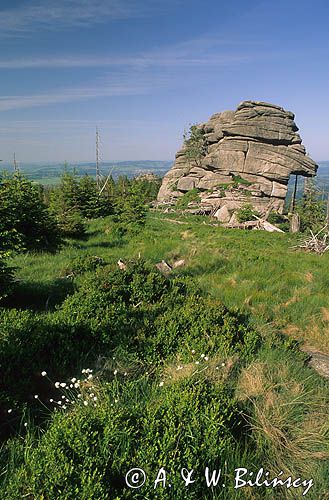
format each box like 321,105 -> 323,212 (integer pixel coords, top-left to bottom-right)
0,261 -> 259,414
48,171 -> 112,226
0,257 -> 14,301
61,254 -> 105,277
267,212 -> 289,231
1,376 -> 241,500
295,182 -> 326,232
150,295 -> 261,363
56,210 -> 86,239
236,203 -> 260,223
78,175 -> 112,218
131,174 -> 162,203
183,124 -> 208,167
0,231 -> 19,301
113,185 -> 148,233
231,175 -> 252,187
176,188 -> 201,209
0,172 -> 61,251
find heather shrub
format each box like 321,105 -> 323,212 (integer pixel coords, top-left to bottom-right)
61,254 -> 105,277
1,375 -> 241,500
149,295 -> 261,363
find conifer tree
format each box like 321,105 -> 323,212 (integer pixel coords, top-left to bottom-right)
0,172 -> 60,251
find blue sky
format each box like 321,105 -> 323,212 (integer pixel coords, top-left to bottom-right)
1,0 -> 329,163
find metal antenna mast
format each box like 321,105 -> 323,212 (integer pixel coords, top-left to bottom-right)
96,126 -> 101,189
13,152 -> 18,172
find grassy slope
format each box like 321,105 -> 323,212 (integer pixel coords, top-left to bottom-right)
11,211 -> 329,353
3,211 -> 329,498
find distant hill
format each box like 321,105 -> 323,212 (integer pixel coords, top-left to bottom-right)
286,161 -> 329,202
2,160 -> 329,196
317,161 -> 329,189
0,160 -> 173,185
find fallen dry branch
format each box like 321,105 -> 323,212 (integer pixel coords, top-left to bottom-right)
291,226 -> 329,255
224,219 -> 284,233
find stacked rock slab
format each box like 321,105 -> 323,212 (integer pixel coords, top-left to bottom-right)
157,101 -> 318,219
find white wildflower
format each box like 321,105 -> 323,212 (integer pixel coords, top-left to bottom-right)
221,363 -> 225,367
7,409 -> 12,414
50,398 -> 54,402
204,356 -> 209,361
201,354 -> 205,358
24,422 -> 27,427
41,371 -> 47,377
93,396 -> 97,401
195,361 -> 200,365
84,401 -> 88,406
115,399 -> 118,403
55,382 -> 60,388
74,383 -> 79,388
113,370 -> 118,376
60,382 -> 66,388
88,374 -> 93,380
71,378 -> 77,383
57,401 -> 62,405
34,395 -> 39,399
159,381 -> 164,387
191,349 -> 195,354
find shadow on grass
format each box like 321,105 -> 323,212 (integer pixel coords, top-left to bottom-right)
81,239 -> 126,249
3,278 -> 75,311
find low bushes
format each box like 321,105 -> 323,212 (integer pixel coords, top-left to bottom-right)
1,375 -> 241,499
0,260 -> 259,418
2,255 -> 328,498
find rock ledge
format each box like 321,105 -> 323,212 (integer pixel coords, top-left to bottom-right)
157,101 -> 318,218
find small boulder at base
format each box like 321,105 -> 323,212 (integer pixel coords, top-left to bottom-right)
214,205 -> 231,223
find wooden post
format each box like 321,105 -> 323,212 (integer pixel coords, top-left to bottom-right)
290,213 -> 300,233
290,175 -> 298,213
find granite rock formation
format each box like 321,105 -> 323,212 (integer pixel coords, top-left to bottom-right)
157,101 -> 318,219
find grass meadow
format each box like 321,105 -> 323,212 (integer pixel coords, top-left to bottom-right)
10,212 -> 329,353
1,211 -> 329,499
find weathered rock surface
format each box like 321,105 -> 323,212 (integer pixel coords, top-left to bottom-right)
157,101 -> 318,215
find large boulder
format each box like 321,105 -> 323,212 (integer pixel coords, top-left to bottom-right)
157,101 -> 318,215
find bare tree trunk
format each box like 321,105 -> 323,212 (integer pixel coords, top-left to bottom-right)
304,177 -> 312,197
